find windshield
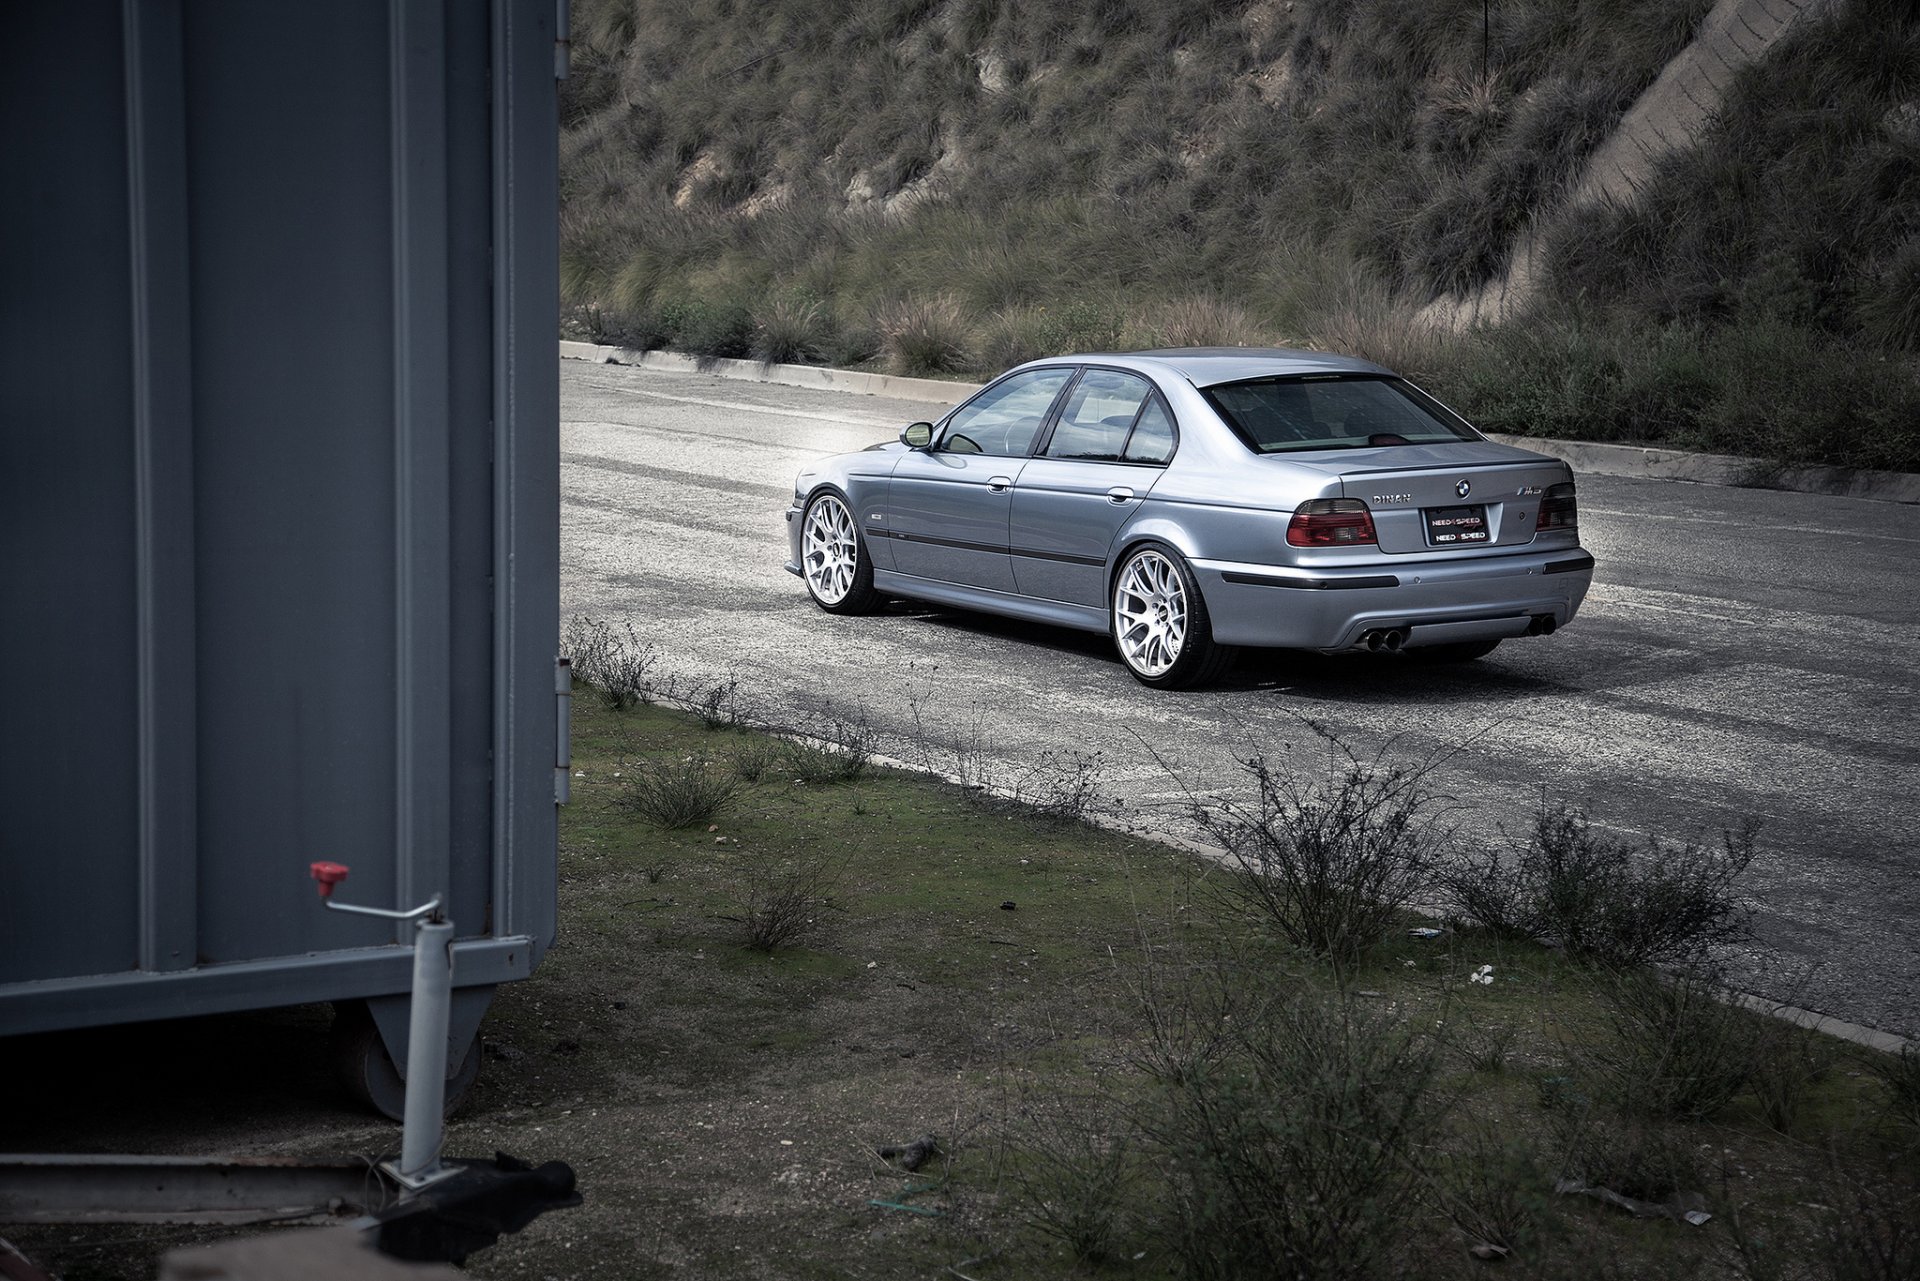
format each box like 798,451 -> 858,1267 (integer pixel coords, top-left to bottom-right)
1202,375 -> 1480,454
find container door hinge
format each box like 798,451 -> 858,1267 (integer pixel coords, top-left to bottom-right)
554,657 -> 572,804
554,0 -> 571,80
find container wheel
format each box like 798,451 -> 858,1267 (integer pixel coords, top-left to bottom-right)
329,998 -> 482,1122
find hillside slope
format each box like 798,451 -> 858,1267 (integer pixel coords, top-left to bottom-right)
561,0 -> 1920,471
1433,0 -> 1839,325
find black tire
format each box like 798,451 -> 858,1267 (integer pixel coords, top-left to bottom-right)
799,489 -> 883,615
330,999 -> 482,1122
1406,638 -> 1502,664
1110,543 -> 1234,689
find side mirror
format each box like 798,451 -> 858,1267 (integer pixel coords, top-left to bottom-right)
901,421 -> 933,449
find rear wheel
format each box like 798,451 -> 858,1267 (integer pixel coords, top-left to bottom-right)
1111,544 -> 1233,689
1407,639 -> 1502,664
801,490 -> 882,614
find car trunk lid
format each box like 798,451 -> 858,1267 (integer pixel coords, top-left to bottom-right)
1334,444 -> 1571,554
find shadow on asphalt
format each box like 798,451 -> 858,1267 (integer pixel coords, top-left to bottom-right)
885,601 -> 1554,705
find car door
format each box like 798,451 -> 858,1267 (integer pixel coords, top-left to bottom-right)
1010,369 -> 1175,606
884,367 -> 1074,593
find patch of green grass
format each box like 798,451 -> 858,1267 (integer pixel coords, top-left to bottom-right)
449,696 -> 1919,1280
14,693 -> 1916,1280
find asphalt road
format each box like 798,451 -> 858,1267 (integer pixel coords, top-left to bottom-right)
561,359 -> 1920,1040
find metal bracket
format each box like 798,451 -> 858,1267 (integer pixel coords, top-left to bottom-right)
554,656 -> 571,805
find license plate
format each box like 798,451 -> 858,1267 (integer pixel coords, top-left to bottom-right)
1425,504 -> 1489,545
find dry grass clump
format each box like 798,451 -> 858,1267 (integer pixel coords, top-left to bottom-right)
1134,296 -> 1269,349
875,294 -> 973,376
752,295 -> 829,365
615,754 -> 738,829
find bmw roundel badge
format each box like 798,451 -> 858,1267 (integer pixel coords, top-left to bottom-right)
1456,479 -> 1472,499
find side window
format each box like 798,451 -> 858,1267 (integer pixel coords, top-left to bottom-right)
1123,397 -> 1176,465
939,367 -> 1073,457
1044,370 -> 1152,462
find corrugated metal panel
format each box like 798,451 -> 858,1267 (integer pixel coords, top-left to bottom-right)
0,0 -> 560,1036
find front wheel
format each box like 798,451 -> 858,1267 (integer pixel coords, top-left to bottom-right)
1111,544 -> 1234,689
801,490 -> 882,614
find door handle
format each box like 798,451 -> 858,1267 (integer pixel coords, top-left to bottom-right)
1107,486 -> 1136,503
987,475 -> 1013,493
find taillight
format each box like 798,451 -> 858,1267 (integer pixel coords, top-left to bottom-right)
1287,499 -> 1377,547
1536,482 -> 1577,532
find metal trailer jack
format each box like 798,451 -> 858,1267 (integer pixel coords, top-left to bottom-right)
0,865 -> 580,1264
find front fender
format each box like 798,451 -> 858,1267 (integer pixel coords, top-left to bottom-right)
794,462 -> 899,571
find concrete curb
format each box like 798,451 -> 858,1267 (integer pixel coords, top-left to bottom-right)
561,341 -> 1920,505
1485,434 -> 1920,505
559,340 -> 979,407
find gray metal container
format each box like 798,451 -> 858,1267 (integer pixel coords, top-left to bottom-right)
0,0 -> 564,1094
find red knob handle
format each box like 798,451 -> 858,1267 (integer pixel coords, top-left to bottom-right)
310,861 -> 351,898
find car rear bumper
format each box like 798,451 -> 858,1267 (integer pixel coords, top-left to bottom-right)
1193,549 -> 1594,650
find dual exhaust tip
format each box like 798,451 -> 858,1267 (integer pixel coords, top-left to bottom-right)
1358,614 -> 1557,652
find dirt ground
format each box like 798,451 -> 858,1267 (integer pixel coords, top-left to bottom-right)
3,702 -> 1174,1279
7,699 -> 1916,1280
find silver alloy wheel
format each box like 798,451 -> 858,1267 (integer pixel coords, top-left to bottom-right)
1114,549 -> 1188,678
802,494 -> 860,605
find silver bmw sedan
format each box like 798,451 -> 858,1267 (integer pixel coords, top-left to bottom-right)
784,348 -> 1595,689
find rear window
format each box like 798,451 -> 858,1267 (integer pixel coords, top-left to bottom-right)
1202,375 -> 1479,454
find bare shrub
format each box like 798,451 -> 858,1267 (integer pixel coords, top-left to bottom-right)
563,615 -> 660,710
1747,1021 -> 1835,1134
780,703 -> 879,784
616,755 -> 737,829
1438,997 -> 1516,1075
1007,1086 -> 1141,1267
1587,967 -> 1756,1122
1549,1101 -> 1705,1209
1816,1174 -> 1920,1281
1425,1117 -> 1553,1261
1009,749 -> 1106,823
902,682 -> 996,791
726,858 -> 839,953
875,294 -> 972,375
692,672 -> 749,731
1866,1043 -> 1920,1136
905,694 -> 1102,819
1191,739 -> 1445,965
1143,988 -> 1440,1281
1447,802 -> 1756,969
